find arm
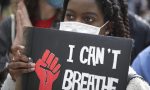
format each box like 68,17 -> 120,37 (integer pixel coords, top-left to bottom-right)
8,1 -> 34,81
132,56 -> 143,76
127,67 -> 150,90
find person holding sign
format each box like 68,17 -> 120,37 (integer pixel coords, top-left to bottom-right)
60,0 -> 150,90
7,0 -> 150,90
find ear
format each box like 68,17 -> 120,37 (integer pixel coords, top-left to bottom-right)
99,21 -> 112,36
104,21 -> 113,36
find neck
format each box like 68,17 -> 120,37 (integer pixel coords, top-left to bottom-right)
39,0 -> 57,20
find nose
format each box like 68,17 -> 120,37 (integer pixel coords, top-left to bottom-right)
75,17 -> 82,23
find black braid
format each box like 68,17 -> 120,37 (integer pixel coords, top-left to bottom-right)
96,0 -> 113,21
118,0 -> 130,38
111,0 -> 126,37
96,0 -> 130,38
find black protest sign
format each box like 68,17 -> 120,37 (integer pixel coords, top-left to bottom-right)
22,27 -> 132,90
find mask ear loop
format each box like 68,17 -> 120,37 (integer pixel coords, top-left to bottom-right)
99,21 -> 110,35
99,21 -> 110,30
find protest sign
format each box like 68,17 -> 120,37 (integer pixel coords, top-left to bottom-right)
21,27 -> 132,90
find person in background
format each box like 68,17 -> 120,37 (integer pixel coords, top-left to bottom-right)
141,0 -> 150,24
0,0 -> 64,89
128,0 -> 150,24
132,45 -> 150,85
128,0 -> 147,16
124,0 -> 150,62
128,12 -> 150,62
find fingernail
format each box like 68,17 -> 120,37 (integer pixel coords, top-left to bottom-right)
19,45 -> 25,49
17,50 -> 21,55
30,68 -> 35,71
29,63 -> 35,67
31,63 -> 35,67
12,57 -> 15,61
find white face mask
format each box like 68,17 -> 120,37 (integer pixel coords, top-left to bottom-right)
59,21 -> 109,35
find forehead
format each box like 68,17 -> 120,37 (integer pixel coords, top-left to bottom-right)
67,0 -> 100,13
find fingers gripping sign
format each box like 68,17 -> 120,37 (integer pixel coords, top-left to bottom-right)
35,49 -> 61,90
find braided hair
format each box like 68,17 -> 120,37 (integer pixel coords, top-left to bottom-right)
94,0 -> 130,38
63,0 -> 130,38
117,0 -> 130,37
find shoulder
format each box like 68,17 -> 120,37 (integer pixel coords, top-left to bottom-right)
128,12 -> 150,32
140,46 -> 150,55
127,77 -> 150,90
132,46 -> 150,68
127,67 -> 150,90
135,46 -> 150,61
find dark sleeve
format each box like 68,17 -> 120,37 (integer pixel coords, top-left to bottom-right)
128,0 -> 137,13
0,17 -> 12,87
0,17 -> 12,72
129,12 -> 150,62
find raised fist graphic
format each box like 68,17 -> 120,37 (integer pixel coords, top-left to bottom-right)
35,49 -> 61,90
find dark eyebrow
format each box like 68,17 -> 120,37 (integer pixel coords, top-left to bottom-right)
66,9 -> 74,13
83,12 -> 98,17
66,9 -> 98,17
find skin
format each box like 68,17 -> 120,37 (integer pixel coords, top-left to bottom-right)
64,0 -> 109,35
39,0 -> 57,20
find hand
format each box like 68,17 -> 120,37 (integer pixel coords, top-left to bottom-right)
8,45 -> 35,81
35,49 -> 61,90
17,1 -> 32,27
13,1 -> 32,46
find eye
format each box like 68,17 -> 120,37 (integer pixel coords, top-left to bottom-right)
65,13 -> 75,21
83,16 -> 96,24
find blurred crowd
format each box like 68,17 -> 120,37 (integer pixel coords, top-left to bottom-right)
128,0 -> 150,23
0,0 -> 150,90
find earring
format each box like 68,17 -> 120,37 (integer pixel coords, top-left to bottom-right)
12,57 -> 15,61
105,30 -> 110,35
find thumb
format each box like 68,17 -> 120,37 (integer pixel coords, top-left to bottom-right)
53,70 -> 60,81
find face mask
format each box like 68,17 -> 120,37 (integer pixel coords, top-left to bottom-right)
59,21 -> 109,35
47,0 -> 64,8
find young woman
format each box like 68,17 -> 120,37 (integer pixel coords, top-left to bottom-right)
62,0 -> 150,90
7,0 -> 150,90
